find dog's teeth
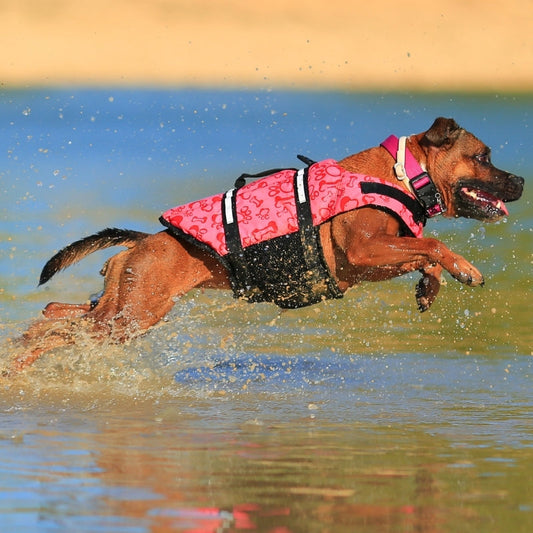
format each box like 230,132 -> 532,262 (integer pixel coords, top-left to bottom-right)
462,188 -> 506,213
464,188 -> 479,200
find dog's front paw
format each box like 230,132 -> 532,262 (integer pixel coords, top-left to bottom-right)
416,265 -> 442,312
453,263 -> 484,286
443,254 -> 484,287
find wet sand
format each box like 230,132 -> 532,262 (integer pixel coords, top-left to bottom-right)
1,0 -> 532,91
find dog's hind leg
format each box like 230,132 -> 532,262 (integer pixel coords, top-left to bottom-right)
82,231 -> 230,343
6,318 -> 79,374
42,290 -> 102,319
43,302 -> 92,319
6,232 -> 230,375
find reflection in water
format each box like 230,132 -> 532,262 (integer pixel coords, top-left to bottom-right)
2,392 -> 532,532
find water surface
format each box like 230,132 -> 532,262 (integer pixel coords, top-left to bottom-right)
0,89 -> 532,531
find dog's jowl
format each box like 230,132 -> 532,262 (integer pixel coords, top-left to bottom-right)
9,118 -> 524,374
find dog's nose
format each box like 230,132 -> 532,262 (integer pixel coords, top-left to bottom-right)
504,174 -> 525,201
512,174 -> 525,191
510,174 -> 525,185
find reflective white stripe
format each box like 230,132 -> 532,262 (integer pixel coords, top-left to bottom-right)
224,188 -> 235,224
296,168 -> 306,203
393,136 -> 408,180
393,136 -> 414,194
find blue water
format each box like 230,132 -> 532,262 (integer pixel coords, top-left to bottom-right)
1,89 -> 532,532
2,89 -> 531,218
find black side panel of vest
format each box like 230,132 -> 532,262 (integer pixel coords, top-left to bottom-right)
238,231 -> 341,308
225,167 -> 343,309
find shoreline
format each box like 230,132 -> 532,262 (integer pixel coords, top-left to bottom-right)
3,84 -> 532,96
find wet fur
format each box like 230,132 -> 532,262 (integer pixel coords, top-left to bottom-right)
8,118 -> 524,374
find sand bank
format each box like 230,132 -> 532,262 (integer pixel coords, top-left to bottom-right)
1,0 -> 532,91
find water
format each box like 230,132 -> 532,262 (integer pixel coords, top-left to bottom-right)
0,89 -> 532,531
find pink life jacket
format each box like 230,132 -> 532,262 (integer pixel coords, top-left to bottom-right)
160,158 -> 426,308
161,159 -> 424,255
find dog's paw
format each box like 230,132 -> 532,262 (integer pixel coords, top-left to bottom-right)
453,265 -> 484,286
445,256 -> 484,287
415,280 -> 433,312
415,265 -> 442,312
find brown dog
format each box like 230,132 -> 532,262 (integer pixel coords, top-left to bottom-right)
9,117 -> 524,373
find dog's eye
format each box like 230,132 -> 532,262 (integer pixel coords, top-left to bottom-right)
475,153 -> 491,165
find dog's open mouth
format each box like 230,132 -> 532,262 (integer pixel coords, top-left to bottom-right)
458,186 -> 508,219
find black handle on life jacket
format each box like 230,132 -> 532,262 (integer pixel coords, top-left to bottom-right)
296,154 -> 316,166
234,167 -> 294,189
233,155 -> 316,189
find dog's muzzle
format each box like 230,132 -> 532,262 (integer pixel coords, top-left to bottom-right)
454,172 -> 524,221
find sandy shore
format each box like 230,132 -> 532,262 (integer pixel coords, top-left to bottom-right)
1,0 -> 532,91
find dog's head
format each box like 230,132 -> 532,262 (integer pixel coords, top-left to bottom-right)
418,117 -> 524,221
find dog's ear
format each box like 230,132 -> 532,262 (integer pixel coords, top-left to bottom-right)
421,117 -> 463,148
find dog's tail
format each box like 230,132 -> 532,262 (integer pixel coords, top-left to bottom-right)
39,228 -> 149,286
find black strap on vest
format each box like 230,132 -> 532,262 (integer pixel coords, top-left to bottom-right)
232,154 -> 316,189
234,167 -> 296,190
360,181 -> 427,227
296,154 -> 317,166
292,166 -> 343,302
221,187 -> 258,299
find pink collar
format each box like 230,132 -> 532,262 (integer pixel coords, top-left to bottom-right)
381,135 -> 445,217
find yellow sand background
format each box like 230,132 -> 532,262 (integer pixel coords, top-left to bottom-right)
1,0 -> 532,91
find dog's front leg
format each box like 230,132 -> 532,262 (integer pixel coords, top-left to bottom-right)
422,237 -> 484,287
332,210 -> 484,288
347,234 -> 484,287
